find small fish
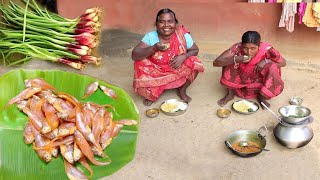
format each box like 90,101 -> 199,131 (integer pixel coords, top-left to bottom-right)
64,158 -> 88,180
24,78 -> 56,91
58,122 -> 76,137
43,128 -> 58,140
60,144 -> 74,164
23,123 -> 35,144
73,143 -> 83,162
116,119 -> 138,126
78,157 -> 93,177
99,85 -> 118,100
100,125 -> 113,150
83,81 -> 99,99
74,130 -> 111,166
6,87 -> 42,108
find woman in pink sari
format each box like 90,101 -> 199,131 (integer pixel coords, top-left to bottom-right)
213,31 -> 286,109
132,9 -> 204,106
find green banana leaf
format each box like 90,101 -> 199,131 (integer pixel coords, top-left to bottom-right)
0,69 -> 139,180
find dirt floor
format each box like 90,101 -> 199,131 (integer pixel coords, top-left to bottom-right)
1,29 -> 320,180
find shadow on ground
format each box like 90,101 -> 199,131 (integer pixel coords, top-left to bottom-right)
99,29 -> 143,57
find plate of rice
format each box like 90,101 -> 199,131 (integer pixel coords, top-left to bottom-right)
232,100 -> 259,115
160,99 -> 188,116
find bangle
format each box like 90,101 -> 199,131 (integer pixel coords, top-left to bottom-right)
233,55 -> 239,68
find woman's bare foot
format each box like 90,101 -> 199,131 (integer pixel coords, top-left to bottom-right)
143,99 -> 154,106
217,89 -> 234,107
257,94 -> 270,110
177,88 -> 192,103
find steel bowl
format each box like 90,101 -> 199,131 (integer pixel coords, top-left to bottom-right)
146,108 -> 160,118
278,105 -> 311,124
289,97 -> 303,106
225,127 -> 267,158
217,108 -> 231,118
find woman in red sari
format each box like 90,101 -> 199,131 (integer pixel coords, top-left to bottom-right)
132,9 -> 204,106
213,31 -> 286,109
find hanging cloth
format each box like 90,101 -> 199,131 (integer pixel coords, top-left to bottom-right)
298,3 -> 307,24
312,3 -> 320,24
282,0 -> 304,2
302,3 -> 320,27
248,0 -> 266,2
268,0 -> 277,3
279,3 -> 297,32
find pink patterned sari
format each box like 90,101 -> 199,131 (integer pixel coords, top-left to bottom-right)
133,26 -> 204,101
220,42 -> 284,99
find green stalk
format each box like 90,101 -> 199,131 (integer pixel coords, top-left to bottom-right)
4,4 -> 78,27
21,0 -> 78,22
7,2 -> 78,26
4,50 -> 31,66
29,0 -> 46,18
5,18 -> 75,37
22,0 -> 30,42
6,17 -> 76,33
48,49 -> 80,59
23,43 -> 60,60
12,41 -> 68,51
0,30 -> 75,44
13,43 -> 80,60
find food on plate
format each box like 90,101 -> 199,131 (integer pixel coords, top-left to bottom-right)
163,43 -> 170,50
233,100 -> 258,113
161,102 -> 178,112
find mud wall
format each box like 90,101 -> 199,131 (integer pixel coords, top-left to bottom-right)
58,1 -> 320,60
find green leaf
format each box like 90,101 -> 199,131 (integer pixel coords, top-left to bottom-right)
0,69 -> 139,179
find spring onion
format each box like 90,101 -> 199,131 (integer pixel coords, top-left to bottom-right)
0,0 -> 102,69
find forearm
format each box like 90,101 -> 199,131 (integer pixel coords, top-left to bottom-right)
184,49 -> 198,58
131,46 -> 155,61
213,55 -> 242,67
268,57 -> 286,68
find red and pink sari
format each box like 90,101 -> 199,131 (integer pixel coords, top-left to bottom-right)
133,26 -> 204,101
220,42 -> 284,99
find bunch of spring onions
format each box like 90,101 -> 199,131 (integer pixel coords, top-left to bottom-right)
0,0 -> 102,70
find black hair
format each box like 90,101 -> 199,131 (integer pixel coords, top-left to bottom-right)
241,31 -> 261,46
155,8 -> 178,24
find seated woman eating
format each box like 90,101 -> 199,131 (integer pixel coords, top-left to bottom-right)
132,8 -> 204,106
213,31 -> 286,109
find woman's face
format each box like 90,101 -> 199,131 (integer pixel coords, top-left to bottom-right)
241,43 -> 259,57
156,12 -> 177,38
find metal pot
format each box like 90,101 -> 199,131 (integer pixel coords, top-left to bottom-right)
225,126 -> 268,157
278,105 -> 311,124
273,117 -> 314,149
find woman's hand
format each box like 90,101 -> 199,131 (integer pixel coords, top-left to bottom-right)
153,42 -> 170,51
170,54 -> 187,69
237,55 -> 251,64
255,59 -> 271,72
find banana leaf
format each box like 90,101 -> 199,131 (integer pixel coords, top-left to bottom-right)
0,69 -> 139,180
